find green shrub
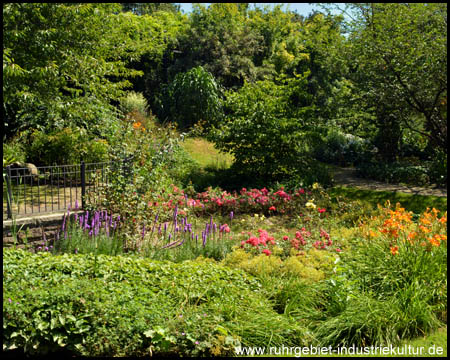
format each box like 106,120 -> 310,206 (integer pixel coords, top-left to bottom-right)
428,151 -> 447,186
3,249 -> 306,356
119,91 -> 148,117
3,137 -> 27,167
162,66 -> 223,129
357,161 -> 431,186
208,78 -> 333,186
26,128 -> 109,166
312,128 -> 374,167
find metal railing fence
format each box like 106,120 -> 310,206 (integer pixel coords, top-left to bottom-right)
3,157 -> 133,220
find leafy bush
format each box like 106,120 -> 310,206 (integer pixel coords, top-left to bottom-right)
3,137 -> 27,167
312,128 -> 374,166
3,249 -> 306,357
208,78 -> 332,186
119,91 -> 149,117
26,128 -> 109,166
356,161 -> 431,186
427,151 -> 447,186
161,66 -> 223,129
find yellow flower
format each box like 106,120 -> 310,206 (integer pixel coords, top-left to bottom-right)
305,201 -> 316,209
312,182 -> 320,190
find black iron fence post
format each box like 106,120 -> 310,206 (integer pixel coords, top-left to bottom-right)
5,165 -> 13,219
81,161 -> 86,209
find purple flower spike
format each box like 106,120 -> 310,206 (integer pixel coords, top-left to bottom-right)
230,211 -> 234,220
62,214 -> 67,232
75,199 -> 79,210
75,248 -> 78,254
141,224 -> 146,239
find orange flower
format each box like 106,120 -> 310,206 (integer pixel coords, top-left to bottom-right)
428,235 -> 441,247
133,121 -> 142,129
390,246 -> 399,255
419,225 -> 431,234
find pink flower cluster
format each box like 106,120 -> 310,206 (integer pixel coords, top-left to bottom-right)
241,229 -> 276,254
149,185 -> 315,218
312,229 -> 333,249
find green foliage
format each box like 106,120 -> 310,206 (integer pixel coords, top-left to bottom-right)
328,187 -> 447,215
119,91 -> 148,117
3,249 -> 305,356
342,3 -> 447,152
26,128 -> 108,166
222,248 -> 335,283
121,3 -> 181,15
208,77 -> 332,186
356,161 -> 434,186
3,138 -> 27,167
3,3 -> 174,139
162,66 -> 223,129
312,128 -> 374,166
170,3 -> 264,89
428,151 -> 447,187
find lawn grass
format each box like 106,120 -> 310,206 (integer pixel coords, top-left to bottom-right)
181,137 -> 233,169
328,186 -> 447,214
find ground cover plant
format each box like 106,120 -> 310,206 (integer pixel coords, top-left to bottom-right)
4,183 -> 447,356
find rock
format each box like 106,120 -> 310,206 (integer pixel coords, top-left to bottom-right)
7,162 -> 39,184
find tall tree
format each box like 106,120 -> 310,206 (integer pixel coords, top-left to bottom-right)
3,3 -> 178,139
342,3 -> 447,153
121,3 -> 180,15
169,3 -> 264,89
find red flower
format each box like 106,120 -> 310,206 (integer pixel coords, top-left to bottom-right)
269,206 -> 276,211
283,235 -> 289,241
262,249 -> 272,256
318,208 -> 326,213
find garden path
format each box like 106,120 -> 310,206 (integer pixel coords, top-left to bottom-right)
332,167 -> 447,197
